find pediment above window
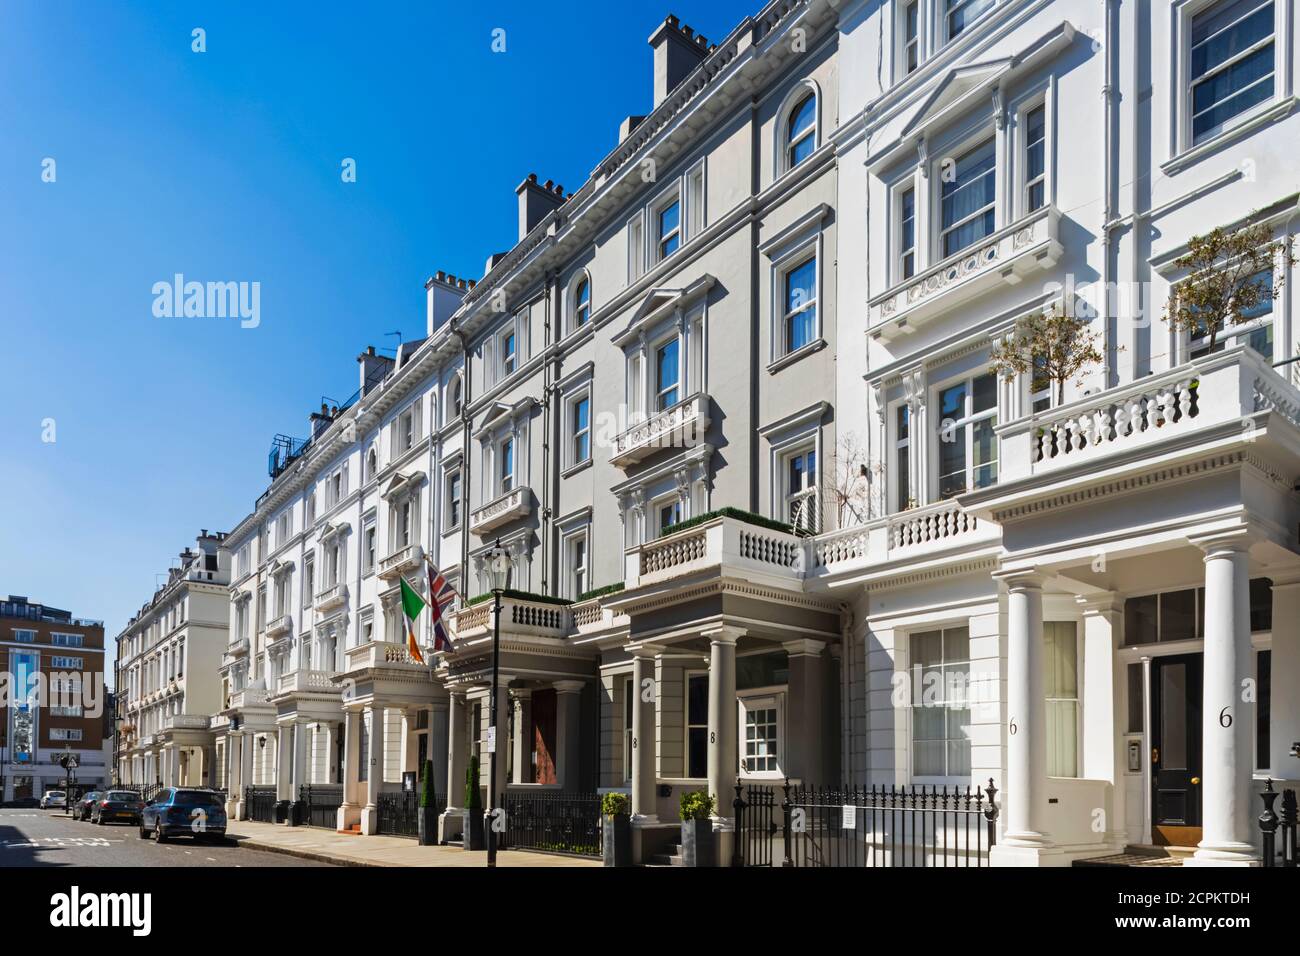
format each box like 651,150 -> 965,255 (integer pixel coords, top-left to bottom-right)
473,397 -> 533,439
380,471 -> 424,502
899,58 -> 1014,141
611,273 -> 715,349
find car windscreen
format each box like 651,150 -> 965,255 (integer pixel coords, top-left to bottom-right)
171,791 -> 222,807
48,791 -> 66,796
106,792 -> 138,801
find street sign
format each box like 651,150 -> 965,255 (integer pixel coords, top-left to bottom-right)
842,804 -> 856,830
485,726 -> 496,754
59,753 -> 80,770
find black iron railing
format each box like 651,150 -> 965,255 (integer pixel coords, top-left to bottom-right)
1260,779 -> 1298,867
376,790 -> 444,838
734,779 -> 999,867
244,786 -> 277,823
499,791 -> 601,858
298,784 -> 344,829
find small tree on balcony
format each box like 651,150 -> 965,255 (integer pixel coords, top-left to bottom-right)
1162,220 -> 1294,354
990,306 -> 1104,407
816,432 -> 875,530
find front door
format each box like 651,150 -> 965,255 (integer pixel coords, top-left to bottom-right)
531,690 -> 556,785
1150,654 -> 1202,847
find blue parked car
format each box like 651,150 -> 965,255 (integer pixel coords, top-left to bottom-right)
138,788 -> 227,844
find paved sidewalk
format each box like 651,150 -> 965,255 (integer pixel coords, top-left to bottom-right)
227,820 -> 602,868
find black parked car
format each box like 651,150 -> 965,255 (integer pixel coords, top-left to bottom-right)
75,791 -> 103,820
138,788 -> 226,843
92,790 -> 145,826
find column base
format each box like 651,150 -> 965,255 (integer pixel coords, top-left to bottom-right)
1185,842 -> 1259,867
360,805 -> 379,835
439,807 -> 464,843
336,803 -> 360,832
631,813 -> 660,827
989,841 -> 1067,867
235,801 -> 247,822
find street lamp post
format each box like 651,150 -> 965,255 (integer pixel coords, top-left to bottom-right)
484,538 -> 511,869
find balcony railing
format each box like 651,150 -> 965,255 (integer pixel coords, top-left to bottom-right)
868,205 -> 1062,341
469,487 -> 532,536
226,636 -> 250,657
165,714 -> 211,731
275,668 -> 340,695
609,393 -> 710,468
624,513 -> 805,590
378,544 -> 424,581
998,345 -> 1299,483
266,614 -> 293,639
807,500 -> 998,576
228,687 -> 269,709
314,582 -> 347,612
452,595 -> 571,640
570,596 -> 629,636
344,640 -> 427,672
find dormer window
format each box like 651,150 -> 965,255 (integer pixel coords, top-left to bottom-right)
786,93 -> 817,169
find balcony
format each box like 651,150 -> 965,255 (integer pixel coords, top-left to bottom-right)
996,345 -> 1300,485
275,668 -> 340,696
868,205 -> 1062,342
164,714 -> 211,732
343,640 -> 427,673
378,544 -> 424,581
266,614 -> 293,639
807,500 -> 999,579
624,511 -> 804,591
228,687 -> 269,710
571,595 -> 629,637
226,636 -> 249,657
609,393 -> 710,468
452,594 -> 571,640
469,487 -> 533,536
314,582 -> 347,612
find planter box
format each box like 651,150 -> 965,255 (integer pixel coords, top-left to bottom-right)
418,806 -> 439,846
680,817 -> 716,867
462,808 -> 486,851
603,815 -> 633,868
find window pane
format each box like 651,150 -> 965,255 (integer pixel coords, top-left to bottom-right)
1124,594 -> 1158,645
947,0 -> 994,37
1192,42 -> 1274,142
1160,589 -> 1196,642
789,94 -> 816,141
941,139 -> 996,256
972,417 -> 998,489
938,424 -> 967,498
1127,662 -> 1145,733
659,201 -> 681,255
786,258 -> 816,315
1192,0 -> 1274,77
656,338 -> 680,409
688,675 -> 708,726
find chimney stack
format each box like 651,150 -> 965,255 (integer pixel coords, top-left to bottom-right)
516,173 -> 566,242
649,15 -> 709,108
357,345 -> 394,397
425,271 -> 468,336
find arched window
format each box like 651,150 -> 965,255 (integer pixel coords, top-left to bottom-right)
784,90 -> 817,172
367,446 -> 378,480
450,377 -> 463,419
574,276 -> 591,329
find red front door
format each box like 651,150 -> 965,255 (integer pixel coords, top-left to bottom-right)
531,689 -> 556,784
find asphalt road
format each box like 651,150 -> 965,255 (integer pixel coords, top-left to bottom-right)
0,807 -> 333,867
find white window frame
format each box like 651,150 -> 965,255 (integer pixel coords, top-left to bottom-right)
51,633 -> 84,648
933,369 -> 999,501
561,526 -> 589,600
685,159 -> 706,241
569,271 -> 592,333
626,210 -> 646,284
1020,100 -> 1048,216
361,516 -> 376,575
1044,621 -> 1080,779
497,435 -> 516,496
1172,0 -> 1288,158
781,444 -> 818,532
936,133 -> 997,261
684,670 -> 709,779
303,554 -> 316,606
907,624 -> 973,782
898,184 -> 917,281
652,332 -> 683,412
776,81 -> 820,178
943,0 -> 996,44
898,0 -> 922,78
776,248 -> 819,358
444,464 -> 463,531
893,402 -> 914,512
652,493 -> 684,538
651,188 -> 683,265
566,390 -> 592,468
738,693 -> 785,778
622,675 -> 635,784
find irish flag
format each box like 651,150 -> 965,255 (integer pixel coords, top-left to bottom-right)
398,576 -> 427,665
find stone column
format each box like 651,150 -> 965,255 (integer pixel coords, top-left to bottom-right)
630,646 -> 659,824
991,570 -> 1056,864
429,699 -> 449,802
510,688 -> 532,785
292,720 -> 309,796
239,734 -> 254,820
1189,535 -> 1256,866
226,735 -> 241,818
166,745 -> 180,788
782,639 -> 827,785
1269,571 -> 1300,777
276,724 -> 292,802
704,625 -> 741,866
336,709 -> 362,831
553,681 -> 585,790
440,691 -> 466,842
360,704 -> 385,835
1079,595 -> 1128,849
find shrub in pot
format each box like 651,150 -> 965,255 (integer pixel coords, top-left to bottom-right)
461,756 -> 485,851
601,792 -> 632,868
679,789 -> 716,867
417,760 -> 438,846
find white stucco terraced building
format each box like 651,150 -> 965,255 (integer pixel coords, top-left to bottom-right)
192,0 -> 1300,867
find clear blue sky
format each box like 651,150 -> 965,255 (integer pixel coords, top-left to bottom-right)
0,0 -> 758,676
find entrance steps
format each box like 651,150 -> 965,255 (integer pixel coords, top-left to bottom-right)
1072,845 -> 1190,867
646,841 -> 687,866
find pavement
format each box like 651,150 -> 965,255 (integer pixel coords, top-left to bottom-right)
0,807 -> 331,867
227,818 -> 603,867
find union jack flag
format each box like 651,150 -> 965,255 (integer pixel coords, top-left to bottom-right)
424,556 -> 459,653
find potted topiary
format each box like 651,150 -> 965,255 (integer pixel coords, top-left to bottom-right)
462,756 -> 485,851
601,792 -> 632,868
679,789 -> 716,867
417,760 -> 438,846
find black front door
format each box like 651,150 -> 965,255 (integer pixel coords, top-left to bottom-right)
1150,653 -> 1202,846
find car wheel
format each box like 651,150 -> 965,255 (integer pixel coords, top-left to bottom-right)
138,822 -> 149,839
153,824 -> 167,844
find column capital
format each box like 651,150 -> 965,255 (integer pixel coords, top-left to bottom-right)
1189,527 -> 1255,558
627,642 -> 665,660
552,680 -> 585,695
701,624 -> 746,645
992,567 -> 1047,591
781,638 -> 826,658
1075,593 -> 1123,616
509,686 -> 533,702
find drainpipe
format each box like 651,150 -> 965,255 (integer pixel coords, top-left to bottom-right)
541,273 -> 555,594
452,323 -> 472,581
1100,0 -> 1118,388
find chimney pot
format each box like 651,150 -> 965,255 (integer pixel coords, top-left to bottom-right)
650,14 -> 710,107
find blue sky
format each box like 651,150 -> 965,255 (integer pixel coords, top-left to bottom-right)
0,0 -> 758,674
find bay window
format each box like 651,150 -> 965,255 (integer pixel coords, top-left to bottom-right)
655,336 -> 680,411
895,404 -> 912,511
899,187 -> 916,279
498,436 -> 515,495
1024,104 -> 1046,212
936,371 -> 998,499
